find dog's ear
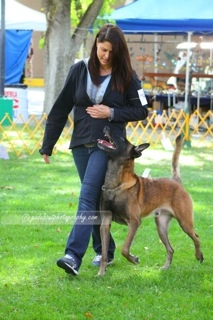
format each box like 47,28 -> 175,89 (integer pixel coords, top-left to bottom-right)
132,143 -> 150,158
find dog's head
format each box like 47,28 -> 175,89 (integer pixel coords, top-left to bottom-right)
97,126 -> 150,160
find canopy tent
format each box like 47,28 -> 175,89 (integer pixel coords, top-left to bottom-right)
108,0 -> 213,112
108,0 -> 213,34
0,0 -> 47,31
0,0 -> 47,85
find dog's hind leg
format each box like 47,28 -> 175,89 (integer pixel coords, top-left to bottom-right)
121,216 -> 141,264
155,211 -> 174,269
176,215 -> 204,263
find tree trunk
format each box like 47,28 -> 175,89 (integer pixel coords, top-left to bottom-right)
43,0 -> 105,114
43,0 -> 71,114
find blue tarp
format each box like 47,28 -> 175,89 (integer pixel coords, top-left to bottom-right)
108,0 -> 213,34
5,30 -> 32,84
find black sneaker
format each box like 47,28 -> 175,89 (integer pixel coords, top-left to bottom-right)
57,255 -> 78,275
92,254 -> 114,267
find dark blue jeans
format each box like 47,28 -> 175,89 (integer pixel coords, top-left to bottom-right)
65,145 -> 115,269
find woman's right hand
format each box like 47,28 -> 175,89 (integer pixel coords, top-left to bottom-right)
43,154 -> 50,164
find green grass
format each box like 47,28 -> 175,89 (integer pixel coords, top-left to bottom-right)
0,146 -> 213,320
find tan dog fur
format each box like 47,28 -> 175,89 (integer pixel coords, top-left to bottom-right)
97,128 -> 203,276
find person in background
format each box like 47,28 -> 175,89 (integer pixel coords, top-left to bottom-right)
20,41 -> 34,84
25,41 -> 34,78
39,24 -> 148,276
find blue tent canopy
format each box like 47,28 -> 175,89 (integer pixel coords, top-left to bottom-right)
108,0 -> 213,34
0,0 -> 46,86
5,30 -> 32,84
108,0 -> 213,111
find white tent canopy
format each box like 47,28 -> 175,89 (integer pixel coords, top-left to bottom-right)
0,0 -> 47,31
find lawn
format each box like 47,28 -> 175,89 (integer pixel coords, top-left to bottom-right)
0,144 -> 212,320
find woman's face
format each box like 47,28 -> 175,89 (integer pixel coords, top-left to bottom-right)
96,40 -> 112,69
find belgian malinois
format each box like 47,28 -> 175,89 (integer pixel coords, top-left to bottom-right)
97,127 -> 203,276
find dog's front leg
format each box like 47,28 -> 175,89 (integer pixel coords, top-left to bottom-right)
98,210 -> 112,276
121,216 -> 141,264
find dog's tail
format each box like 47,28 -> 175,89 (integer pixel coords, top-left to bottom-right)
172,134 -> 183,184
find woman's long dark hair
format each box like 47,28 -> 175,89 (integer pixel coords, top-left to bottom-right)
88,24 -> 133,93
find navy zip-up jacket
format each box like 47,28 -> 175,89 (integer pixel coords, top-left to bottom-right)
39,60 -> 148,156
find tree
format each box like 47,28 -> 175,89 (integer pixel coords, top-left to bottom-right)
42,0 -> 116,114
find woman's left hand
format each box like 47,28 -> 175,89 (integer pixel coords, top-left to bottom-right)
86,104 -> 111,119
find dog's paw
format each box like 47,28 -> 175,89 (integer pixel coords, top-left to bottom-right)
129,254 -> 139,264
160,264 -> 170,270
97,269 -> 106,276
134,256 -> 140,264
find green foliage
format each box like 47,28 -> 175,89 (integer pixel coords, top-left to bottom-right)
71,0 -> 117,29
0,147 -> 212,319
38,37 -> 45,49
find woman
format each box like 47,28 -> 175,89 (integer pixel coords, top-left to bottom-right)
39,24 -> 148,276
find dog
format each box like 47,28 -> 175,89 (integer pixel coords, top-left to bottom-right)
97,127 -> 203,276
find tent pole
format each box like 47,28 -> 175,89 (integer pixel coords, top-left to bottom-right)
184,31 -> 192,111
154,33 -> 158,73
0,0 -> 5,97
184,31 -> 192,147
